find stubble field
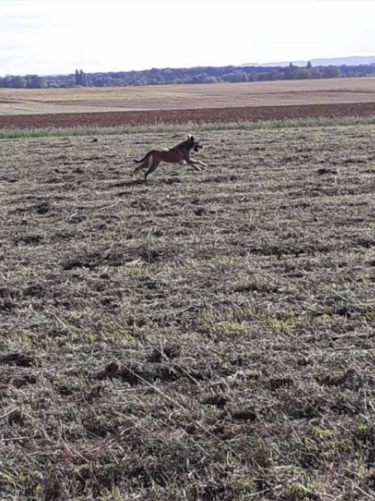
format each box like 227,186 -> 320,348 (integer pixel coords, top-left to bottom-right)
3,78 -> 375,115
1,120 -> 375,500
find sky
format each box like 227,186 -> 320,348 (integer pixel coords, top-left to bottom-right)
1,0 -> 375,76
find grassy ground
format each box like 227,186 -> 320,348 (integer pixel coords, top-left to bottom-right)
1,115 -> 375,139
1,121 -> 375,500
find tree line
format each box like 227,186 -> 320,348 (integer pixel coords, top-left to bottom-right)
1,63 -> 375,89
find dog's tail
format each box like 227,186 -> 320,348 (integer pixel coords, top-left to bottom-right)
133,151 -> 152,164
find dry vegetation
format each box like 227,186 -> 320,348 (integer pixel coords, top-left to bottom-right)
2,77 -> 375,115
1,120 -> 375,500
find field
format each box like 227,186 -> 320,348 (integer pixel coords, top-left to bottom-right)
2,78 -> 375,129
1,119 -> 375,500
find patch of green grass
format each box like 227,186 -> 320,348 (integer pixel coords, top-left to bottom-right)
2,114 -> 375,139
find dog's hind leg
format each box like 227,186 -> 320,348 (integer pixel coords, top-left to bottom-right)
144,159 -> 161,181
132,154 -> 153,176
132,164 -> 145,176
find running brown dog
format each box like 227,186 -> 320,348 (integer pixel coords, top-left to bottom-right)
132,135 -> 206,181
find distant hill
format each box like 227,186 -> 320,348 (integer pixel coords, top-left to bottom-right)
242,56 -> 375,68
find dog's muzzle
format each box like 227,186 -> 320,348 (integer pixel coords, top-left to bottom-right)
194,143 -> 203,152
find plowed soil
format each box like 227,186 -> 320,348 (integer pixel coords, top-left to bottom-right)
1,102 -> 375,129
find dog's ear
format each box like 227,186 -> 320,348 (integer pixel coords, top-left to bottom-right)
187,134 -> 194,141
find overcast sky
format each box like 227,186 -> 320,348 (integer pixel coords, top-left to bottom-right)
1,0 -> 375,76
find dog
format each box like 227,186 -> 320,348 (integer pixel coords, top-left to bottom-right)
132,135 -> 206,181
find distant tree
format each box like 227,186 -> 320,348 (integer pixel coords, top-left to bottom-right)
5,60 -> 374,90
222,71 -> 249,83
2,76 -> 11,87
285,64 -> 299,80
205,76 -> 218,84
105,77 -> 124,86
80,70 -> 87,87
91,76 -> 106,87
321,66 -> 341,78
259,71 -> 283,81
10,76 -> 26,88
144,77 -> 159,85
308,67 -> 321,79
189,73 -> 213,84
26,75 -> 47,88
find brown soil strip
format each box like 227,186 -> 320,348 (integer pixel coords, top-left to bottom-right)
1,102 -> 375,129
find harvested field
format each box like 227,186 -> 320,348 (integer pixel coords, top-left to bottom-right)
1,121 -> 375,500
2,78 -> 375,116
2,78 -> 375,129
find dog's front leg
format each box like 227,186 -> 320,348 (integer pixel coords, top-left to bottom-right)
187,160 -> 207,171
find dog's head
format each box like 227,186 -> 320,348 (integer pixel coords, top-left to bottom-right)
186,134 -> 203,152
